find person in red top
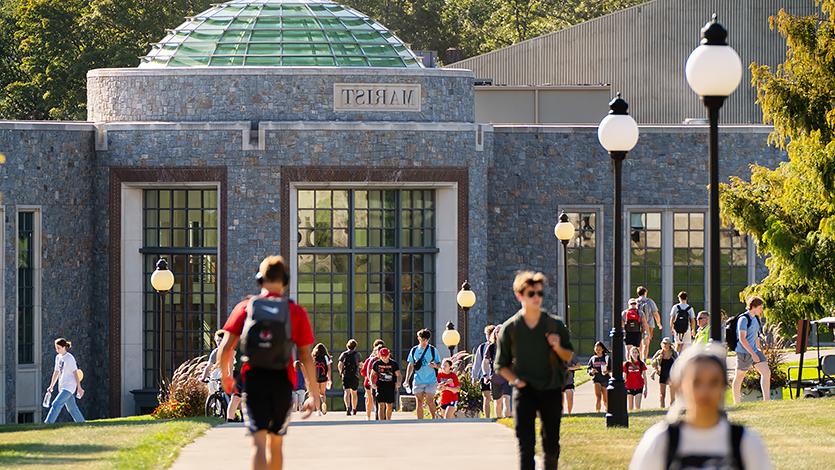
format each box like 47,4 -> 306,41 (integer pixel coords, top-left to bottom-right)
360,339 -> 385,421
218,255 -> 319,470
437,358 -> 461,419
623,345 -> 648,411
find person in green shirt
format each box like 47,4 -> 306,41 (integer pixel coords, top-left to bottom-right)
694,311 -> 711,345
495,271 -> 574,470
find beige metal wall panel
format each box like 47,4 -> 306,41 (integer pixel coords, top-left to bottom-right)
475,89 -> 537,123
451,0 -> 818,124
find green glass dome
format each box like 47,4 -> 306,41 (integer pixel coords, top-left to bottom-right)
139,0 -> 423,68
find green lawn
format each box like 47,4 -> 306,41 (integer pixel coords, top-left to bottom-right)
0,415 -> 218,469
500,397 -> 835,470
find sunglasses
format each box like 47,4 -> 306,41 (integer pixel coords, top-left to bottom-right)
525,291 -> 545,298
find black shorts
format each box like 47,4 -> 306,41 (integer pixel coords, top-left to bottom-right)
440,401 -> 458,409
233,369 -> 243,395
374,385 -> 396,404
627,388 -> 642,396
342,374 -> 359,390
491,380 -> 512,397
480,378 -> 491,392
243,368 -> 293,436
592,374 -> 610,386
625,331 -> 642,347
562,384 -> 575,391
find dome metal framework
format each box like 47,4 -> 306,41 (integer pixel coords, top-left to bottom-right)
139,0 -> 423,68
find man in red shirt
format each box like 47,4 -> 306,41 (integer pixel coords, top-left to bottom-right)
218,255 -> 319,470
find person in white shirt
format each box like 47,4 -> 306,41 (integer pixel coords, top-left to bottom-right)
629,342 -> 772,470
669,291 -> 696,352
45,338 -> 85,423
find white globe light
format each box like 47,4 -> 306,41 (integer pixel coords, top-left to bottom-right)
457,288 -> 476,309
597,114 -> 639,152
554,220 -> 574,241
151,267 -> 175,292
442,328 -> 461,348
685,44 -> 742,97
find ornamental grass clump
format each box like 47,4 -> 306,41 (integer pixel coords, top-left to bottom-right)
153,355 -> 209,419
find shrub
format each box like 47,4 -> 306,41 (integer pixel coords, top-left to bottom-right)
154,355 -> 209,419
455,372 -> 484,417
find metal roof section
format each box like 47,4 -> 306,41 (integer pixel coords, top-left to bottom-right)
139,0 -> 422,68
450,0 -> 819,124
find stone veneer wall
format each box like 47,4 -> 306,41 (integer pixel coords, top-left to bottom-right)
486,125 -> 787,341
0,124 -> 100,422
87,68 -> 475,123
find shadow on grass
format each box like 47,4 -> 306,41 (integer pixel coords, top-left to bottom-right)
566,409 -> 669,419
0,443 -> 116,466
0,416 -> 219,434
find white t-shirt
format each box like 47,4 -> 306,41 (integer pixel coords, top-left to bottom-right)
55,352 -> 79,393
630,420 -> 772,470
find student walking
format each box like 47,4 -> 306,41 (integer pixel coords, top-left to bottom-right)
637,286 -> 661,360
471,325 -> 495,418
732,296 -> 771,404
44,338 -> 85,423
484,326 -> 512,418
218,255 -> 319,470
651,337 -> 678,408
405,329 -> 441,419
201,330 -> 242,421
670,291 -> 696,352
369,347 -> 400,420
587,341 -> 611,413
495,271 -> 574,470
630,343 -> 773,470
562,356 -> 582,416
361,339 -> 386,420
312,344 -> 332,415
437,358 -> 461,419
694,311 -> 711,345
623,298 -> 648,354
292,360 -> 307,412
338,339 -> 362,416
624,346 -> 648,411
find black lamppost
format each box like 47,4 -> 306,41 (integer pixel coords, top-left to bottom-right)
686,14 -> 742,342
456,280 -> 476,351
554,212 -> 575,326
441,322 -> 461,358
150,258 -> 175,389
598,93 -> 639,428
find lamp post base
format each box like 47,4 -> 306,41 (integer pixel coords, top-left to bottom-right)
606,327 -> 628,428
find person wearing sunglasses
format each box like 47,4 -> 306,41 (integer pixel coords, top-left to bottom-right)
694,311 -> 711,345
494,271 -> 574,470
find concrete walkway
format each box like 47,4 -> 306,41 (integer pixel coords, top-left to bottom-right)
170,412 -> 518,470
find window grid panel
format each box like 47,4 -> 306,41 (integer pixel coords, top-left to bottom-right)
673,212 -> 706,313
630,211 -> 663,300
17,211 -> 35,364
720,227 -> 750,317
142,188 -> 219,388
297,189 -> 437,386
565,212 -> 597,356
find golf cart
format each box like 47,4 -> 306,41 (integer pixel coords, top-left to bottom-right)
788,317 -> 835,399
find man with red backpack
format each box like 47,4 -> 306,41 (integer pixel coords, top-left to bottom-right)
360,339 -> 385,420
218,255 -> 319,470
622,298 -> 648,356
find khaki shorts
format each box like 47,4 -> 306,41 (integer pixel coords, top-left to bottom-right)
737,350 -> 766,371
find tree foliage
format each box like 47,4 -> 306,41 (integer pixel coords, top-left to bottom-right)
720,1 -> 835,334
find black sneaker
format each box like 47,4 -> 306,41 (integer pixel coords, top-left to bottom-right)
347,407 -> 352,416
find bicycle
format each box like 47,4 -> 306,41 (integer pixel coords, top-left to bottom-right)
204,376 -> 228,419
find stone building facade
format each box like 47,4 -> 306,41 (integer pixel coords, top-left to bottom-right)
0,0 -> 786,422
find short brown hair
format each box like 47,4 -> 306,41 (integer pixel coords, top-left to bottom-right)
678,291 -> 688,301
747,296 -> 764,310
259,255 -> 290,285
347,339 -> 357,350
637,286 -> 647,296
417,329 -> 431,340
55,338 -> 72,349
484,325 -> 495,336
372,338 -> 386,349
513,271 -> 547,293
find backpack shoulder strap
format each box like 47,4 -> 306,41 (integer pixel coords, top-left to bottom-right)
730,423 -> 745,470
665,423 -> 680,469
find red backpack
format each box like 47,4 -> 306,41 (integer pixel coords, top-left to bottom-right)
624,308 -> 642,333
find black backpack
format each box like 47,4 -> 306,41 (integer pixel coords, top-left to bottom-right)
724,312 -> 752,351
673,305 -> 692,334
341,351 -> 359,378
666,422 -> 745,470
240,296 -> 293,370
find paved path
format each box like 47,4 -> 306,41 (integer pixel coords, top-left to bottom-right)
171,412 -> 518,470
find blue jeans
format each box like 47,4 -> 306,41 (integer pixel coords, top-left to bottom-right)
44,389 -> 85,423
